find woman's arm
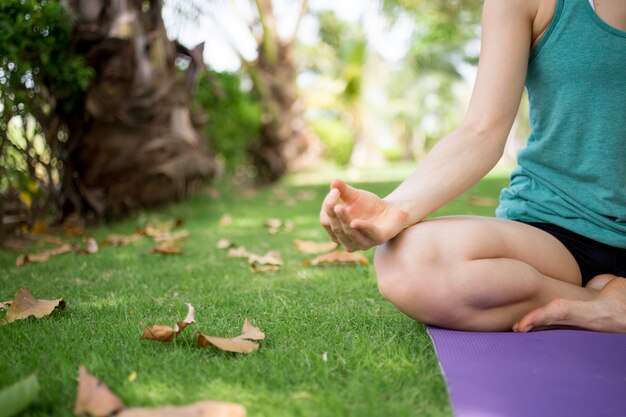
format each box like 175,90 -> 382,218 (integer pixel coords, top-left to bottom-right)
384,0 -> 536,223
322,0 -> 541,251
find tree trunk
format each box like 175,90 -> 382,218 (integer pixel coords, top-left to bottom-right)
62,0 -> 216,218
246,0 -> 321,184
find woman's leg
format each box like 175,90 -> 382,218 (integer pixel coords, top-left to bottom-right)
374,216 -> 594,331
517,276 -> 626,332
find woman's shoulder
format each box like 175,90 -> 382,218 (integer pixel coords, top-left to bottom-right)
482,0 -> 557,49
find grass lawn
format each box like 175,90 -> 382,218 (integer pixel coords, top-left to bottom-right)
0,163 -> 511,417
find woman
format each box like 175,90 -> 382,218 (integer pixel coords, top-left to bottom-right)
320,0 -> 626,332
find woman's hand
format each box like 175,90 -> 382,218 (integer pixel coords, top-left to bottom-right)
320,179 -> 411,252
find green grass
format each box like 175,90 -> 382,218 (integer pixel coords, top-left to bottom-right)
0,164 -> 510,417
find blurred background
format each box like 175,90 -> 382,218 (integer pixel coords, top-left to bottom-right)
0,0 -> 530,230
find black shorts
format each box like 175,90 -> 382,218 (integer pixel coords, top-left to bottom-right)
522,222 -> 626,286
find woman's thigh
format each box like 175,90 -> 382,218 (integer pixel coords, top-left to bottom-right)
374,215 -> 589,330
381,215 -> 583,286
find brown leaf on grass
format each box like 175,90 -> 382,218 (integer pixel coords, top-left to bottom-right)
153,230 -> 189,243
302,250 -> 369,266
248,251 -> 283,266
293,240 -> 338,254
74,365 -> 126,417
227,246 -> 253,259
75,366 -> 246,417
3,288 -> 65,324
264,218 -> 282,234
150,241 -> 182,255
141,219 -> 185,241
219,214 -> 233,226
141,303 -> 195,342
229,248 -> 282,271
116,402 -> 246,417
101,233 -> 143,246
0,300 -> 12,309
16,243 -> 73,266
217,239 -> 234,249
198,318 -> 265,354
467,196 -> 498,207
153,218 -> 184,231
74,238 -> 99,255
264,218 -> 294,234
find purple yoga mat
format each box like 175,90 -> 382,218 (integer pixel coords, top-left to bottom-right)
427,327 -> 626,417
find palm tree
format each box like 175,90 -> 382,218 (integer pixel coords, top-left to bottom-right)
62,0 -> 216,217
187,0 -> 322,183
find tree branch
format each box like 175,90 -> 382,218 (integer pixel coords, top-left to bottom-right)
287,0 -> 308,45
254,0 -> 278,65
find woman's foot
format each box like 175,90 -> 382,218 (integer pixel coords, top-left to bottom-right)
514,277 -> 626,333
585,273 -> 618,291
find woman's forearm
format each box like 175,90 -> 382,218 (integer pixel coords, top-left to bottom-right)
384,125 -> 507,225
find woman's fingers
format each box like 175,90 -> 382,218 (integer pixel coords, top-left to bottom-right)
334,206 -> 376,250
322,188 -> 342,239
350,219 -> 383,244
321,184 -> 378,250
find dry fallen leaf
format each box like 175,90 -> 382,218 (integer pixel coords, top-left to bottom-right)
0,300 -> 11,309
264,218 -> 282,234
217,239 -> 234,249
227,246 -> 253,259
74,366 -> 125,417
302,250 -> 369,266
219,214 -> 233,227
247,251 -> 283,266
3,288 -> 65,324
102,233 -> 143,246
116,401 -> 246,417
153,230 -> 189,243
264,218 -> 294,234
141,303 -> 195,342
198,318 -> 265,354
139,219 -> 184,240
16,243 -> 73,266
75,366 -> 246,417
228,247 -> 282,271
74,238 -> 99,255
293,240 -> 338,254
150,241 -> 182,255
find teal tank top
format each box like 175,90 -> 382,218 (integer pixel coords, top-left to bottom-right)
496,0 -> 626,247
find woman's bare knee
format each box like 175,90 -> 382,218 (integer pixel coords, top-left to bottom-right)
374,226 -> 456,322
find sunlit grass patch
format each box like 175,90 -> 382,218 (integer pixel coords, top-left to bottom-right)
0,164 -> 510,417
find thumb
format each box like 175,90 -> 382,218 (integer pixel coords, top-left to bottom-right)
331,179 -> 360,203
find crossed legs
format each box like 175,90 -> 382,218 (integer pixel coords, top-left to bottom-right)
374,216 -> 626,332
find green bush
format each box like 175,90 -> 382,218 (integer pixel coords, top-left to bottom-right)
0,0 -> 93,222
193,71 -> 263,173
309,117 -> 355,166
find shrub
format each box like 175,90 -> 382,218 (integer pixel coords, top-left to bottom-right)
309,117 -> 355,166
193,71 -> 263,173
